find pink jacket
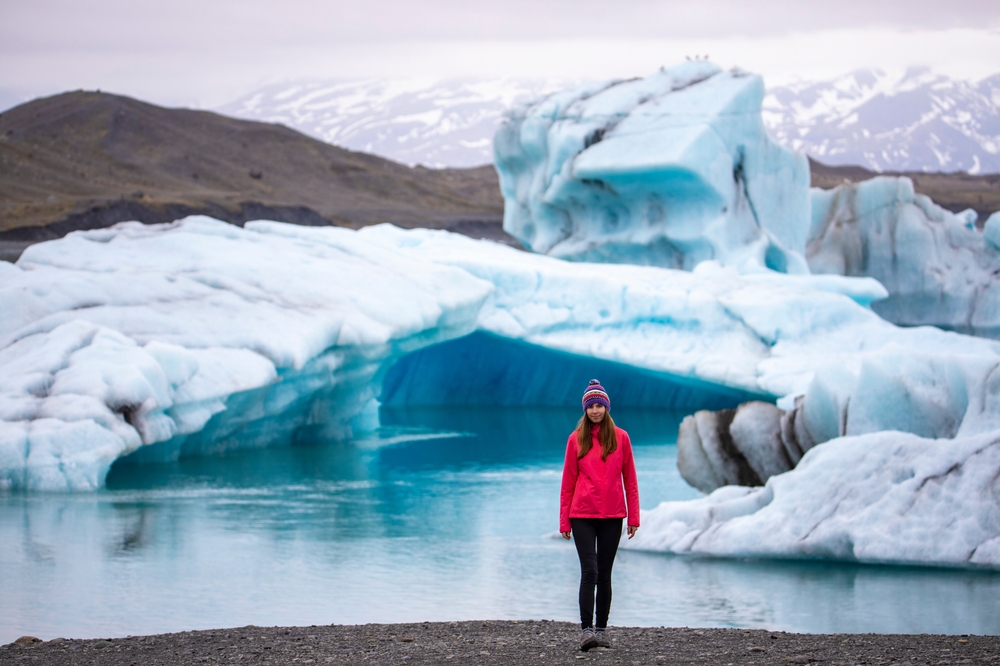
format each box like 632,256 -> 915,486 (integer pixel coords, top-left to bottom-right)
559,425 -> 640,533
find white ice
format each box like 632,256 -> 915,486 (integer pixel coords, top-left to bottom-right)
3,219 -> 1000,568
493,65 -> 1000,339
372,225 -> 1000,442
627,428 -> 1000,569
809,177 -> 1000,337
493,62 -> 811,273
0,218 -> 491,490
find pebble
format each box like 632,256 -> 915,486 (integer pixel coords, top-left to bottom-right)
1,622 -> 997,666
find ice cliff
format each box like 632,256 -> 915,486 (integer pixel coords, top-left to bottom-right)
493,62 -> 811,273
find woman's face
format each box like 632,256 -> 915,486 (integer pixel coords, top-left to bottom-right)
586,403 -> 607,424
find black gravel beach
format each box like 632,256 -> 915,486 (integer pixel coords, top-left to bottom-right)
3,621 -> 997,666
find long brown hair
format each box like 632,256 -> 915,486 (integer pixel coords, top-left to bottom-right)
576,411 -> 617,460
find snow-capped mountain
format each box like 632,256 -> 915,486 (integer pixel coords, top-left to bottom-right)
764,68 -> 1000,174
216,78 -> 573,169
217,69 -> 1000,172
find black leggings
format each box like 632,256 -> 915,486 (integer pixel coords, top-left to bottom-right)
570,517 -> 623,629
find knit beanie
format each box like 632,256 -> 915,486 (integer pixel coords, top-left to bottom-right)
582,379 -> 611,411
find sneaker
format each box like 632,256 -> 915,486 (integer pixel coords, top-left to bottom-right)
594,627 -> 611,648
580,627 -> 599,652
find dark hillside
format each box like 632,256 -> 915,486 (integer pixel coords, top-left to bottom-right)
0,91 -> 505,249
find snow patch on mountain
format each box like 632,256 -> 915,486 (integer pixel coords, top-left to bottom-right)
216,70 -> 999,173
764,68 -> 1000,173
216,78 -> 573,168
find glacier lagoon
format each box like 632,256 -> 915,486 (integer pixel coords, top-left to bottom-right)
3,58 -> 1000,637
3,406 -> 999,644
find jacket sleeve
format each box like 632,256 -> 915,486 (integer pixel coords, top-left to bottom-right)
559,433 -> 579,533
621,431 -> 640,527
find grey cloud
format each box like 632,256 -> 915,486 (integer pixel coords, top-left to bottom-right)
2,0 -> 997,109
3,0 -> 999,52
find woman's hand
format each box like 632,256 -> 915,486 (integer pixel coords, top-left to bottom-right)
561,531 -> 572,540
627,525 -> 638,539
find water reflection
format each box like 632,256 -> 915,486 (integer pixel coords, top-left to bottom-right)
617,551 -> 1000,635
1,407 -> 997,642
107,504 -> 151,556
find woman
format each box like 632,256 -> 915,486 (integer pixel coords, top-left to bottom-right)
560,379 -> 640,652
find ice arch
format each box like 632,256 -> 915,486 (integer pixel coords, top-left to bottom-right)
380,331 -> 771,410
110,332 -> 768,472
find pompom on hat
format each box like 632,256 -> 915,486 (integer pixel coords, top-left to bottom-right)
582,379 -> 610,411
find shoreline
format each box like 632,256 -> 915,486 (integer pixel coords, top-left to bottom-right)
3,621 -> 997,666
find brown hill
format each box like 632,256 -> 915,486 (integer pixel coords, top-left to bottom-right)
2,90 -> 996,264
0,91 -> 506,257
808,158 -> 1000,225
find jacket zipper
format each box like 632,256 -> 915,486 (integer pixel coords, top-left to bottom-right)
597,430 -> 605,516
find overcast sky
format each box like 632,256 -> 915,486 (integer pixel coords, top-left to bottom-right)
2,0 -> 998,110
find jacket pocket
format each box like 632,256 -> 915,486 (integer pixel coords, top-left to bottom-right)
571,476 -> 600,516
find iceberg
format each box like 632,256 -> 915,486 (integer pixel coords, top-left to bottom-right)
3,218 -> 999,567
675,309 -> 1000,494
493,64 -> 1000,342
985,211 -> 1000,251
676,337 -> 1000,494
493,62 -> 811,273
809,177 -> 1000,337
3,217 -> 996,485
0,218 -> 492,489
627,428 -> 1000,569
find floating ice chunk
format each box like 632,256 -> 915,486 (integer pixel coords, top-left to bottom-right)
678,400 -> 804,494
0,217 -> 492,489
628,428 -> 1000,570
495,67 -> 997,340
809,177 -> 1000,337
494,62 -> 811,273
679,339 -> 1000,493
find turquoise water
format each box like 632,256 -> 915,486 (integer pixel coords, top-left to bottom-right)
2,407 -> 998,642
